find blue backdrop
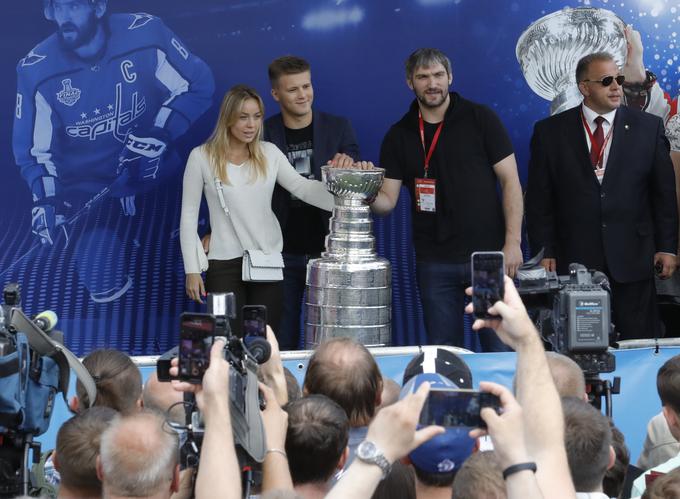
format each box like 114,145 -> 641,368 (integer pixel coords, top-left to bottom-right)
0,0 -> 678,355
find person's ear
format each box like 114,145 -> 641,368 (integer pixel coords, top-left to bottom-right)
663,405 -> 676,428
96,455 -> 104,481
171,464 -> 180,493
406,78 -> 415,91
375,378 -> 384,409
337,446 -> 350,470
607,445 -> 616,470
271,87 -> 280,103
51,451 -> 60,472
136,397 -> 143,410
69,396 -> 80,413
448,72 -> 453,86
94,1 -> 107,19
578,81 -> 589,98
400,456 -> 412,466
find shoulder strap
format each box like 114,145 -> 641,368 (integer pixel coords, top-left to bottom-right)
10,309 -> 97,412
214,177 -> 248,250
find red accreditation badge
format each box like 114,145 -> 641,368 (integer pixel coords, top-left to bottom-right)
415,178 -> 436,213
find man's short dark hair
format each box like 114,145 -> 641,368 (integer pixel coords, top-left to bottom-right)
413,466 -> 457,488
575,52 -> 615,83
657,354 -> 680,414
372,461 -> 416,499
452,451 -> 505,499
562,397 -> 612,492
405,48 -> 452,81
642,467 -> 680,499
603,421 -> 630,499
303,337 -> 382,427
76,349 -> 142,414
285,394 -> 349,485
55,407 -> 118,493
268,56 -> 311,86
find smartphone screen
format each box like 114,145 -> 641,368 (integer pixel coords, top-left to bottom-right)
419,388 -> 501,428
471,251 -> 505,319
178,313 -> 216,383
243,305 -> 267,338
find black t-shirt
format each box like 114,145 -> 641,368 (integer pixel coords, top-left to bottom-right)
283,124 -> 326,254
380,93 -> 514,263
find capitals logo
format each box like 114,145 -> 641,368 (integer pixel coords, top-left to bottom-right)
57,78 -> 81,106
65,82 -> 146,142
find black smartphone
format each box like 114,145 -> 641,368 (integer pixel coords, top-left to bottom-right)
471,251 -> 505,319
419,388 -> 501,429
178,312 -> 216,384
243,305 -> 267,338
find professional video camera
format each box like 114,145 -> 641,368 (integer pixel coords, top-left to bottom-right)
516,254 -> 620,416
0,283 -> 96,498
157,292 -> 270,476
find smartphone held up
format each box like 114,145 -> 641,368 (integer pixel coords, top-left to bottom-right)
471,251 -> 505,320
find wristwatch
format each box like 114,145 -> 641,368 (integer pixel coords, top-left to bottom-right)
356,440 -> 392,479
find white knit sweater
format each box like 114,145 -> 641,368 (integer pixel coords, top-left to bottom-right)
179,141 -> 334,274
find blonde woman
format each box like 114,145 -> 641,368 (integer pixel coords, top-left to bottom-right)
179,85 -> 335,335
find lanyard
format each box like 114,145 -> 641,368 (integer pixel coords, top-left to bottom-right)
418,110 -> 444,178
580,111 -> 614,169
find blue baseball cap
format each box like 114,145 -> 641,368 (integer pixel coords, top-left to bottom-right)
400,373 -> 476,474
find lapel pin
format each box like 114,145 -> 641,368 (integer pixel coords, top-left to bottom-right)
624,124 -> 630,130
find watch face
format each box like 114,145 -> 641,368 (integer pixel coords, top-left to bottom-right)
358,440 -> 377,459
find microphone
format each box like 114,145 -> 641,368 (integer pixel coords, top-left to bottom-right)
34,310 -> 58,332
591,271 -> 611,293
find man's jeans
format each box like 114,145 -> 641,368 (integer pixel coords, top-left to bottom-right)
278,253 -> 316,350
416,260 -> 509,352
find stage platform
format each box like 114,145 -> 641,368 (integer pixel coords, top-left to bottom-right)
37,342 -> 678,463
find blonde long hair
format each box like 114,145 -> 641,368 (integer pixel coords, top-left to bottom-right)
204,85 -> 268,185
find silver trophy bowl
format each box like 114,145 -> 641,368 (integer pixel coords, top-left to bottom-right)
305,167 -> 392,348
516,7 -> 627,115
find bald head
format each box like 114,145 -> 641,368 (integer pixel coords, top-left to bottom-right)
546,352 -> 587,400
303,337 -> 383,426
142,372 -> 185,424
99,410 -> 178,498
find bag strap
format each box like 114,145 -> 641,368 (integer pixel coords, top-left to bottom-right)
214,177 -> 248,252
10,309 -> 97,412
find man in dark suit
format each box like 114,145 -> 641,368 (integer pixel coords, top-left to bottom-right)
264,56 -> 360,350
526,52 -> 678,341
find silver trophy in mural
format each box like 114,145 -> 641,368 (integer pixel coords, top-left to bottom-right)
304,167 -> 391,348
516,7 -> 627,115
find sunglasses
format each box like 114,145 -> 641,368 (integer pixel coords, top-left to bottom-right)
581,75 -> 625,87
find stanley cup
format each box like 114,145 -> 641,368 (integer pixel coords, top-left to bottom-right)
516,7 -> 627,115
304,166 -> 391,348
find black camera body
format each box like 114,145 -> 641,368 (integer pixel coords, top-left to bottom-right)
517,263 -> 616,376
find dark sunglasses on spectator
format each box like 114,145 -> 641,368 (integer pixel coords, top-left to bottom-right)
582,75 -> 625,86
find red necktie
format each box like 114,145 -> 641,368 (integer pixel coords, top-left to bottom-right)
590,116 -> 605,168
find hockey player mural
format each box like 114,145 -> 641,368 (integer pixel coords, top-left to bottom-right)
11,1 -> 214,306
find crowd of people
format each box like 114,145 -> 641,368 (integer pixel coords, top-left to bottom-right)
21,277 -> 680,499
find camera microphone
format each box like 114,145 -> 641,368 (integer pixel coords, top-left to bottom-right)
591,271 -> 611,293
34,310 -> 58,332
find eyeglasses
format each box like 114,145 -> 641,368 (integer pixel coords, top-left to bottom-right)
581,75 -> 625,87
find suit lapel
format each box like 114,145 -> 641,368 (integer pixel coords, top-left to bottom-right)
565,106 -> 601,188
601,107 -> 628,188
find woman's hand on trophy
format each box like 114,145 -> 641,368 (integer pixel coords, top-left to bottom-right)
327,153 -> 355,168
186,273 -> 206,303
351,160 -> 376,170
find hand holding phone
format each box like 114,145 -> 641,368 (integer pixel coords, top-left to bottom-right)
419,388 -> 501,429
178,313 -> 217,384
471,251 -> 505,319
